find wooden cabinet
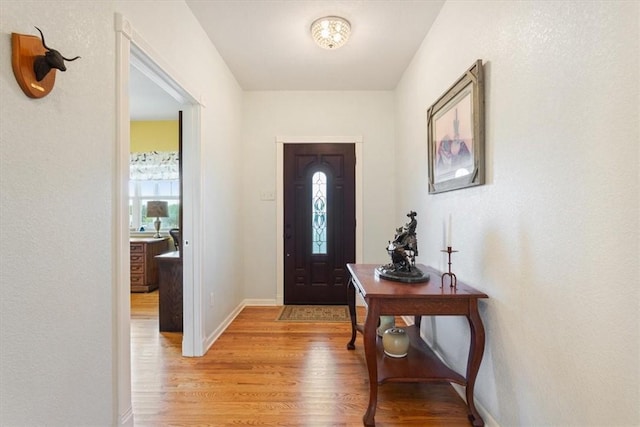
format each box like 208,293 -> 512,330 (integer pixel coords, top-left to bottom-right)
156,251 -> 183,332
130,237 -> 170,292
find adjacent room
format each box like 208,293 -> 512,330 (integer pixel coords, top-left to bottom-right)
0,1 -> 638,426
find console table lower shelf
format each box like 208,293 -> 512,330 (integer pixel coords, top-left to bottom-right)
346,263 -> 488,427
374,325 -> 465,385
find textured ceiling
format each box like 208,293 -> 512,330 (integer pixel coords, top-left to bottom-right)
130,0 -> 445,120
186,0 -> 445,90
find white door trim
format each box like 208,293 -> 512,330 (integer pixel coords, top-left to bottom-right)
275,136 -> 364,306
114,12 -> 204,426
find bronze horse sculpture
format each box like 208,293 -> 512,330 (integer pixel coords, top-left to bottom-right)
377,211 -> 429,283
386,211 -> 419,273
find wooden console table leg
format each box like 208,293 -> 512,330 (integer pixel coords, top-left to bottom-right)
362,302 -> 379,426
465,301 -> 486,427
347,278 -> 357,350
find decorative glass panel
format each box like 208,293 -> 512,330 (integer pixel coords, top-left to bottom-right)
311,171 -> 327,254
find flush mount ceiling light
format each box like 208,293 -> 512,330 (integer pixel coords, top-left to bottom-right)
310,16 -> 351,50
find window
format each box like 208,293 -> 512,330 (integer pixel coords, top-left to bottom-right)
311,171 -> 327,254
129,180 -> 180,231
129,151 -> 180,232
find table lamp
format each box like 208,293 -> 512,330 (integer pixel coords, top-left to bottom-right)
146,201 -> 169,238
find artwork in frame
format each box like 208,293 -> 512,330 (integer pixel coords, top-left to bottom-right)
427,60 -> 485,194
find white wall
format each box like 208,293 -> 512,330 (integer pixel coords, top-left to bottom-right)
241,91 -> 396,300
395,1 -> 639,426
0,1 -> 117,424
2,0 -> 637,425
0,1 -> 243,424
115,0 -> 245,346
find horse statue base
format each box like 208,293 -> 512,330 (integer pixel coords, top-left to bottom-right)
376,264 -> 430,284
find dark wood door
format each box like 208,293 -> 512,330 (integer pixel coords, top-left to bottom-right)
284,143 -> 356,305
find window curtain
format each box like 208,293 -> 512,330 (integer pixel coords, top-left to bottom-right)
130,151 -> 179,180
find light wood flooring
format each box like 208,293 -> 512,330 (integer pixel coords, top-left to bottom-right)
131,291 -> 471,426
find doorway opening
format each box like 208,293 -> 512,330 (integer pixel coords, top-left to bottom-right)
115,13 -> 204,425
125,41 -> 201,349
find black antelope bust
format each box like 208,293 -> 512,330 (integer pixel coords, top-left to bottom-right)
33,27 -> 80,81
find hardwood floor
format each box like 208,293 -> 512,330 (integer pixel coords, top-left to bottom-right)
131,291 -> 471,426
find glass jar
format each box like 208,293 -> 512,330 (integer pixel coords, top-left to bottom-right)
382,327 -> 410,358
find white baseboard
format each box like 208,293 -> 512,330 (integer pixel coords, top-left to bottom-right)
449,383 -> 500,427
118,406 -> 134,427
202,303 -> 245,352
243,298 -> 278,306
202,299 -> 278,352
418,327 -> 500,427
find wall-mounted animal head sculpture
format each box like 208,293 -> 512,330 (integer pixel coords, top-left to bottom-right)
33,27 -> 80,82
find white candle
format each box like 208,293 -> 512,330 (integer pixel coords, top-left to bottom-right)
447,214 -> 452,247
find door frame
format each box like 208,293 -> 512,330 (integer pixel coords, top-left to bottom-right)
275,136 -> 364,306
115,13 -> 204,426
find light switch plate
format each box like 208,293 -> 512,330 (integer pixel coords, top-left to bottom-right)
260,190 -> 275,201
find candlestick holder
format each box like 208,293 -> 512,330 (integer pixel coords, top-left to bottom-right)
440,246 -> 458,288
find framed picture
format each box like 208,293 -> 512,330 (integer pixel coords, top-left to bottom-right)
427,60 -> 485,194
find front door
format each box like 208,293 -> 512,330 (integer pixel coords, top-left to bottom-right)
283,143 -> 356,305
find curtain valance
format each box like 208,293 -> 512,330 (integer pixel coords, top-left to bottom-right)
130,151 -> 179,180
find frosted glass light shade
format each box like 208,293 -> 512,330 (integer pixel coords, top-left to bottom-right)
311,16 -> 351,49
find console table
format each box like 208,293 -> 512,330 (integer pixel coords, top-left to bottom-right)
346,263 -> 488,426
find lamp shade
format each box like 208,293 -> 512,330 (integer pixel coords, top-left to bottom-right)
146,201 -> 169,218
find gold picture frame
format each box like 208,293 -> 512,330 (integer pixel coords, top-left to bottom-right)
427,60 -> 485,194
